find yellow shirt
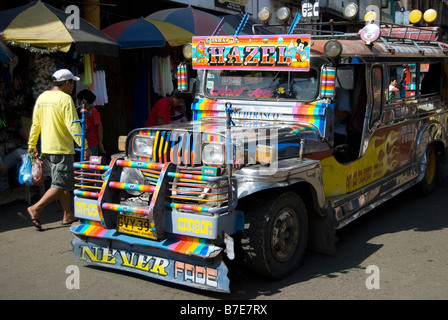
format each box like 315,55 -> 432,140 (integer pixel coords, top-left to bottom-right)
28,90 -> 88,154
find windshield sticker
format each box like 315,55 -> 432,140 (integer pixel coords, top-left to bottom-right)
192,35 -> 311,71
209,86 -> 275,98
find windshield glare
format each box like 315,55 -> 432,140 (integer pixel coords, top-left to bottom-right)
205,69 -> 318,101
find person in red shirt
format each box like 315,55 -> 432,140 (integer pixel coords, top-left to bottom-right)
145,90 -> 185,127
77,89 -> 106,156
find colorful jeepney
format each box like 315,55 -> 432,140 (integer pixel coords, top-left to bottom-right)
71,12 -> 448,292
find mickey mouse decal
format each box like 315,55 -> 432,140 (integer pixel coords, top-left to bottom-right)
288,38 -> 310,68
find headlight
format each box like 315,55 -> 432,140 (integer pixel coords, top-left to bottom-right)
132,135 -> 154,158
120,167 -> 146,196
258,7 -> 271,23
277,7 -> 291,22
182,43 -> 192,59
324,40 -> 343,59
344,2 -> 359,20
202,143 -> 225,165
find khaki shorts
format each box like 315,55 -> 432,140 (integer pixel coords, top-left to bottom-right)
46,154 -> 75,190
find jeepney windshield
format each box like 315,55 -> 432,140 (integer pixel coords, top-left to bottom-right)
205,69 -> 319,101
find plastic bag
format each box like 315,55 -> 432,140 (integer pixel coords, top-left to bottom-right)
18,154 -> 33,185
32,155 -> 44,186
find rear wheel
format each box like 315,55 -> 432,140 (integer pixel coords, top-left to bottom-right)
420,145 -> 439,196
241,191 -> 308,279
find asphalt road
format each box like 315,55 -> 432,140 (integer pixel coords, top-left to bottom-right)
1,181 -> 447,301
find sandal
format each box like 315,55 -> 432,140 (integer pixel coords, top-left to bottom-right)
18,211 -> 43,231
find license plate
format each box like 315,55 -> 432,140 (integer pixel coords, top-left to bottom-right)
74,197 -> 101,221
117,214 -> 156,239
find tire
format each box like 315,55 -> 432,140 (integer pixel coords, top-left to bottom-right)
420,145 -> 439,196
241,191 -> 308,279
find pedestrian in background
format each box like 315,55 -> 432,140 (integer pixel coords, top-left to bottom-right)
77,89 -> 106,156
18,69 -> 91,231
145,90 -> 185,126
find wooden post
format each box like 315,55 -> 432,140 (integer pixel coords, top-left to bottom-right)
82,0 -> 101,29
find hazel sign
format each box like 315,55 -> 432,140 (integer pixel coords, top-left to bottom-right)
192,35 -> 311,71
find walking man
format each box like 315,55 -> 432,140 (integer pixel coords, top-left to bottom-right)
19,69 -> 91,230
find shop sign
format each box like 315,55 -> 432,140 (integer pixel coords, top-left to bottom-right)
301,1 -> 320,21
192,34 -> 311,71
215,0 -> 248,13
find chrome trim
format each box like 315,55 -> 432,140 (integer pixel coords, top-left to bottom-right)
331,165 -> 418,228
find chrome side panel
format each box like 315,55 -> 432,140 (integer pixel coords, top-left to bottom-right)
234,157 -> 327,210
330,166 -> 417,228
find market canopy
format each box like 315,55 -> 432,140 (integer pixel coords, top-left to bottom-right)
0,1 -> 120,56
102,18 -> 194,49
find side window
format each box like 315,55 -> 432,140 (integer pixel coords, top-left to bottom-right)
370,65 -> 382,127
420,63 -> 441,96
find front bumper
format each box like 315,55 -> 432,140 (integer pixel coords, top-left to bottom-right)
70,158 -> 242,292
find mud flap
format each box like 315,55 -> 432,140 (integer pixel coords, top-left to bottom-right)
307,208 -> 338,256
72,234 -> 230,293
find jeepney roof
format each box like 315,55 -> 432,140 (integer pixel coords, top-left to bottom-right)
310,38 -> 448,59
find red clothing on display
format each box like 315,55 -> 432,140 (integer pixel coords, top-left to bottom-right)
85,107 -> 101,148
145,97 -> 171,126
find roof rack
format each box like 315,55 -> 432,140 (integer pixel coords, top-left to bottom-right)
380,22 -> 441,42
249,19 -> 448,54
285,19 -> 447,54
378,22 -> 447,54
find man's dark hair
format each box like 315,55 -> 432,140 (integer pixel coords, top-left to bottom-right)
52,77 -> 69,87
77,89 -> 97,104
172,89 -> 185,100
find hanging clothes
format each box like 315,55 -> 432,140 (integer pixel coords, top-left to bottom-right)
151,55 -> 174,97
152,56 -> 161,96
92,69 -> 108,106
76,69 -> 108,106
83,54 -> 93,88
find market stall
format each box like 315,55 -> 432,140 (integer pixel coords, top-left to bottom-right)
0,1 -> 119,199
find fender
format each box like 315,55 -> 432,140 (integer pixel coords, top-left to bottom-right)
234,157 -> 327,213
414,120 -> 447,181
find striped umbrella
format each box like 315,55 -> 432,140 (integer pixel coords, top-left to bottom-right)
102,18 -> 194,49
146,7 -> 235,36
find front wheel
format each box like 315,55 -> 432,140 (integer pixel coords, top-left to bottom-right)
241,191 -> 308,279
